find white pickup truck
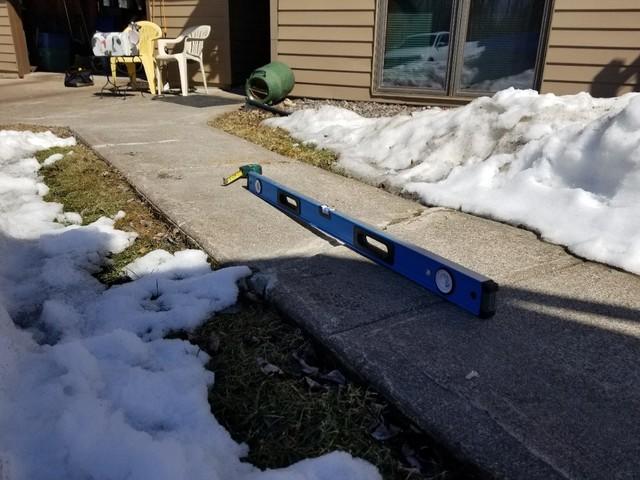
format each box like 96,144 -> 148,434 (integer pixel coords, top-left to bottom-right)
384,31 -> 450,68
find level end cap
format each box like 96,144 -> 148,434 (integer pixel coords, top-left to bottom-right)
478,280 -> 499,319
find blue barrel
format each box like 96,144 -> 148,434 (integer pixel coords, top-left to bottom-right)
37,33 -> 71,71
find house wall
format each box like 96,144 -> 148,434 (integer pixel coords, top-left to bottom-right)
147,0 -> 231,85
273,0 -> 376,101
0,0 -> 19,75
272,0 -> 640,104
540,0 -> 640,97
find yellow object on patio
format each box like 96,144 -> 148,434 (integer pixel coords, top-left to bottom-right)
110,21 -> 162,95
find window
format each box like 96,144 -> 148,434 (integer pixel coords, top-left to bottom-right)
380,0 -> 453,92
374,0 -> 550,98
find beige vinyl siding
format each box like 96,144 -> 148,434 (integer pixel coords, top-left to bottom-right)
274,0 -> 376,101
540,0 -> 640,97
147,0 -> 231,85
0,1 -> 18,75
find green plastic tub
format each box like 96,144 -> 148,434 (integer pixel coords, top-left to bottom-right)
245,61 -> 295,105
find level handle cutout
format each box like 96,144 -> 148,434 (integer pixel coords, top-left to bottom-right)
354,227 -> 395,264
277,189 -> 301,215
248,174 -> 498,317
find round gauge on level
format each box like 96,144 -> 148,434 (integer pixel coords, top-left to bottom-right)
435,268 -> 454,295
254,179 -> 262,194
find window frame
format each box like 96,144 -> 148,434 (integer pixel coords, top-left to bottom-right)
371,0 -> 554,100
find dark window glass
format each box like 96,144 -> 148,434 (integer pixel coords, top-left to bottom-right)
436,33 -> 450,47
381,0 -> 454,91
459,0 -> 544,92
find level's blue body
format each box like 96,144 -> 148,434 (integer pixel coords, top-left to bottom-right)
246,172 -> 498,318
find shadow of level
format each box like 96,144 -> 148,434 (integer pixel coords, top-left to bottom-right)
153,94 -> 242,109
3,213 -> 639,479
248,251 -> 640,480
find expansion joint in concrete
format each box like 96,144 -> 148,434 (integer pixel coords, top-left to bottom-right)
328,300 -> 446,337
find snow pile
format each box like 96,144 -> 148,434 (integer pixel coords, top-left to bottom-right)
123,249 -> 212,279
0,129 -> 75,162
265,89 -> 640,274
0,130 -> 381,480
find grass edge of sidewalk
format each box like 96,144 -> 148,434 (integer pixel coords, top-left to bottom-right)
8,123 -> 481,480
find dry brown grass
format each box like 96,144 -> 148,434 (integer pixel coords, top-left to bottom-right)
210,108 -> 337,170
1,123 -> 71,137
193,301 -> 472,480
28,130 -> 192,284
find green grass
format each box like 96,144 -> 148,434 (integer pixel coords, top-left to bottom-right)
9,125 -> 480,480
35,139 -> 191,284
210,109 -> 337,170
193,302 -> 464,480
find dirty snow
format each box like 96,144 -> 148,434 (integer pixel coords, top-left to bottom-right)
265,89 -> 640,275
43,152 -> 64,166
0,130 -> 381,480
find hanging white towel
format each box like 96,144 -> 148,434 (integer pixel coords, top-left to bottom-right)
92,29 -> 139,56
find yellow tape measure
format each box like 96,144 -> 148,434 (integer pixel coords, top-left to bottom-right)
222,164 -> 263,186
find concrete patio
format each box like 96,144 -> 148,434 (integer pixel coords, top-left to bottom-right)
1,73 -> 638,480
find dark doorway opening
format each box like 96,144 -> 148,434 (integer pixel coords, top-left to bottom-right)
228,0 -> 270,86
19,0 -> 147,72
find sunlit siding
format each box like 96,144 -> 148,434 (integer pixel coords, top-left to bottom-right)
0,0 -> 19,76
147,0 -> 231,85
273,0 -> 376,101
541,0 -> 640,97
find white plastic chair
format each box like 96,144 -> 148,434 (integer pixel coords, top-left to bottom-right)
155,25 -> 211,96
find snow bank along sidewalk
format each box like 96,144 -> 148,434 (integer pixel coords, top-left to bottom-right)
0,130 -> 380,480
266,89 -> 640,276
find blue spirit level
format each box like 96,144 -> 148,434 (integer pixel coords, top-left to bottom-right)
234,169 -> 497,318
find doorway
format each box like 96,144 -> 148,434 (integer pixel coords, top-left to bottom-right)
19,0 -> 147,72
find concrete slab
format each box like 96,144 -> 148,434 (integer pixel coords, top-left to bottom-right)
259,162 -> 426,229
328,318 -> 566,480
0,74 -> 423,265
384,209 -> 581,283
329,262 -> 640,480
124,164 -> 327,264
100,162 -> 425,264
263,246 -> 443,336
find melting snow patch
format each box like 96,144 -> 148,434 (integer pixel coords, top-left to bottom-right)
43,153 -> 64,166
123,249 -> 212,280
265,89 -> 640,275
0,130 -> 381,480
55,211 -> 83,225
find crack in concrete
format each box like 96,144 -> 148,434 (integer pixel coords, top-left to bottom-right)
328,299 -> 446,337
380,206 -> 460,231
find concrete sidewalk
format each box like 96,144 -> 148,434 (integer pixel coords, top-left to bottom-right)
1,73 -> 639,479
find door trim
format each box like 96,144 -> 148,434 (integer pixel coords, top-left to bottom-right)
7,0 -> 29,77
